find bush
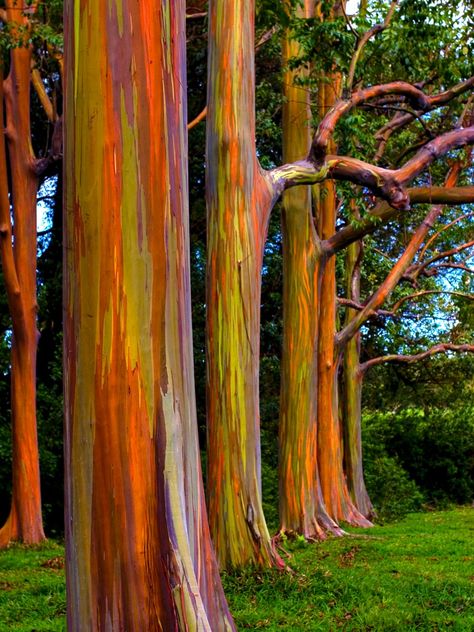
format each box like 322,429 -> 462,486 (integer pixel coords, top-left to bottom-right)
364,454 -> 424,522
362,404 -> 474,520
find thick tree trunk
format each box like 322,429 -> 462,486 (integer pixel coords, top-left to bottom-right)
64,2 -> 234,629
206,0 -> 282,568
279,1 -> 341,539
0,2 -> 45,547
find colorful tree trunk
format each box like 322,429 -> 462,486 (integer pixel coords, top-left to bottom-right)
316,72 -> 372,527
0,1 -> 45,547
64,1 -> 234,629
279,0 -> 341,539
205,0 -> 474,564
341,238 -> 374,518
206,0 -> 282,569
336,159 -> 467,522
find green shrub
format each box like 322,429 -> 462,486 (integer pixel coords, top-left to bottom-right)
364,453 -> 424,522
362,404 -> 474,520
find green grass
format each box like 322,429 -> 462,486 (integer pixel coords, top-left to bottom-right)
0,509 -> 472,630
223,508 -> 474,631
0,540 -> 65,631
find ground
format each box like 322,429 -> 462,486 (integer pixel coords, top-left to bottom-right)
0,508 -> 472,631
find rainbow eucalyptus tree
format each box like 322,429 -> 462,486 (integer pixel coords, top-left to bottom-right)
279,1 -> 474,529
206,0 -> 284,569
279,0 -> 342,539
0,0 -> 60,547
64,1 -> 234,629
206,0 -> 474,566
339,152 -> 473,517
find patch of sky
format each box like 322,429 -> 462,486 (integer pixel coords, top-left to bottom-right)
37,176 -> 57,256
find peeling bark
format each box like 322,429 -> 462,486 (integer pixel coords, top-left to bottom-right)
206,0 -> 283,569
279,0 -> 342,540
0,1 -> 45,548
64,1 -> 234,629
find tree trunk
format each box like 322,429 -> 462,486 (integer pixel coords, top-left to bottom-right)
64,2 -> 234,629
341,239 -> 373,518
316,76 -> 372,527
0,1 -> 45,547
279,0 -> 341,539
206,0 -> 283,569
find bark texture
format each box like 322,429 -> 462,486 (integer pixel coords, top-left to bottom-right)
279,0 -> 341,539
206,0 -> 282,569
341,238 -> 373,518
314,54 -> 371,527
0,1 -> 45,547
64,1 -> 234,629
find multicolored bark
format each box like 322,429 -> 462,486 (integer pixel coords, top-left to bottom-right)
206,0 -> 474,563
315,56 -> 371,527
64,1 -> 234,629
337,153 -> 468,523
0,1 -> 45,547
341,238 -> 373,519
206,0 -> 282,569
279,0 -> 341,539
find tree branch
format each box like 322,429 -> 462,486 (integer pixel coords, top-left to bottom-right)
417,212 -> 474,262
0,66 -> 25,340
33,116 -> 63,175
324,186 -> 474,255
407,239 -> 474,280
374,76 -> 474,158
186,11 -> 206,19
188,106 -> 207,130
390,290 -> 474,313
270,125 -> 474,211
335,158 -> 464,349
269,78 -> 474,210
360,343 -> 474,373
31,68 -> 55,123
311,82 -> 431,161
336,297 -> 393,317
346,1 -> 398,94
425,262 -> 474,275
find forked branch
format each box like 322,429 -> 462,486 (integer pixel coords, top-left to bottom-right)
269,80 -> 474,210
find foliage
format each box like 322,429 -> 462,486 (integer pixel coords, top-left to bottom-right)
362,401 -> 474,518
363,454 -> 424,522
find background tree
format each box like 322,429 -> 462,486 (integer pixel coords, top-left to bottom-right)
0,0 -> 62,546
206,0 -> 474,568
279,0 -> 342,539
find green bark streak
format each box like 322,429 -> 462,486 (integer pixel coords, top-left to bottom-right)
206,0 -> 281,569
64,2 -> 234,629
279,8 -> 340,539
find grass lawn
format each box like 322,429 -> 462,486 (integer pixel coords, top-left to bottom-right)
0,508 -> 473,630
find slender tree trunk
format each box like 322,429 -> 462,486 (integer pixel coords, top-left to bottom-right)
279,0 -> 341,539
206,0 -> 283,569
316,74 -> 372,527
64,2 -> 234,629
341,240 -> 373,518
0,1 -> 45,547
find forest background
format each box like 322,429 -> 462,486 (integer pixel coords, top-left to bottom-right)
0,0 -> 473,544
